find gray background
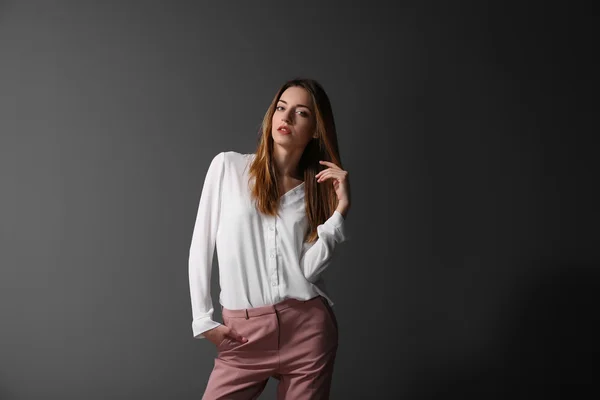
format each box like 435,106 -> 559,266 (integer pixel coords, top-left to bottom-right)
0,1 -> 596,399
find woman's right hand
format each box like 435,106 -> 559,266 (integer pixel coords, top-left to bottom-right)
203,325 -> 248,347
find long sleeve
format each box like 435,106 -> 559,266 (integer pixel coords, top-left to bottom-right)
188,152 -> 225,339
300,210 -> 349,283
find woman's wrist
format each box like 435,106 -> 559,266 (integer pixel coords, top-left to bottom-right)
336,202 -> 350,219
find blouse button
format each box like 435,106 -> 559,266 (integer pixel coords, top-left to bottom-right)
269,226 -> 275,231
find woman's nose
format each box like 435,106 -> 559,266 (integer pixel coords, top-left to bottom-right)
282,111 -> 293,123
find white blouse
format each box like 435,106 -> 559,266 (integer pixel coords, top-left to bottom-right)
188,151 -> 350,339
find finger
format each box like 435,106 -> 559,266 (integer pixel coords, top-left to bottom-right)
317,170 -> 342,182
315,167 -> 330,178
317,170 -> 333,182
315,169 -> 327,178
318,167 -> 347,178
316,171 -> 329,182
319,160 -> 340,169
228,329 -> 248,343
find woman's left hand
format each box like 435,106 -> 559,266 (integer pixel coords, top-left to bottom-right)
315,160 -> 351,212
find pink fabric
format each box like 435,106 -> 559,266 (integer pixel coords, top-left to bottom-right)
202,295 -> 339,399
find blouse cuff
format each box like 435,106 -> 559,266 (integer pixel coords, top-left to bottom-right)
192,318 -> 222,339
327,210 -> 350,243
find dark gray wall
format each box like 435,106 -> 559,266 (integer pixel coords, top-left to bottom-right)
0,1 -> 596,399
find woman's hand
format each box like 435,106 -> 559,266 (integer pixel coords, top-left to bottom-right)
315,160 -> 351,216
203,325 -> 247,347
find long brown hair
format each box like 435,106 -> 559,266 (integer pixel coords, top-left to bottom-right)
247,78 -> 343,244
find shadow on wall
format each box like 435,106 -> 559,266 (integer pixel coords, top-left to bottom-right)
406,260 -> 600,400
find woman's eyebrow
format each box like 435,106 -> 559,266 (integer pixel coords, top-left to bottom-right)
277,99 -> 311,110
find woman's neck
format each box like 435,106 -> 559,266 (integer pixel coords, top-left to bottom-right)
272,146 -> 303,180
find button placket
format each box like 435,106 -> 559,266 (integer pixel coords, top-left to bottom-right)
267,219 -> 278,288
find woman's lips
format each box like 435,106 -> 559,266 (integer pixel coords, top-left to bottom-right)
277,127 -> 291,134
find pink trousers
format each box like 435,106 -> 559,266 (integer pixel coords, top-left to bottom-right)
202,295 -> 339,400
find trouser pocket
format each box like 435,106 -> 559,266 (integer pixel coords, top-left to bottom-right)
319,296 -> 339,334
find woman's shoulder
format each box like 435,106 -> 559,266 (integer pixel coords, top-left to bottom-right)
221,150 -> 255,163
220,151 -> 256,173
221,150 -> 255,159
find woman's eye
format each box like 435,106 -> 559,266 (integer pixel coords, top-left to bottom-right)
276,106 -> 308,116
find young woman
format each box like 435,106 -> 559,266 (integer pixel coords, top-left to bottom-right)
189,78 -> 351,399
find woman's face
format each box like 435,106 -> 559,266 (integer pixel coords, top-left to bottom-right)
271,86 -> 316,151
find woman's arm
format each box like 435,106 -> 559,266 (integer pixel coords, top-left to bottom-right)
303,160 -> 352,282
299,209 -> 350,283
188,152 -> 225,339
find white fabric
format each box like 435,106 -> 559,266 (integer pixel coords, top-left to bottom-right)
188,151 -> 349,339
